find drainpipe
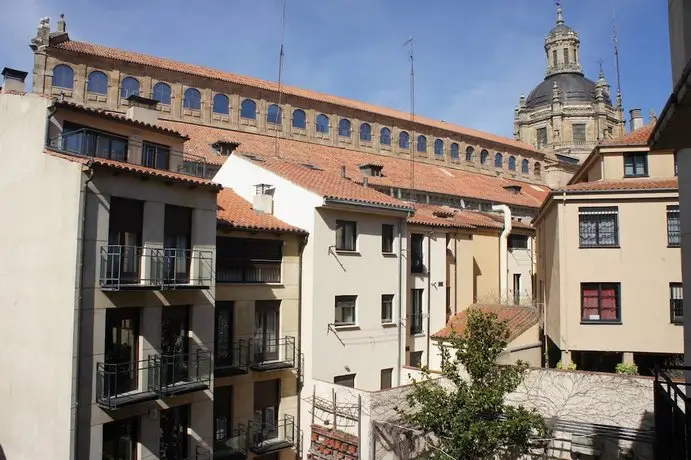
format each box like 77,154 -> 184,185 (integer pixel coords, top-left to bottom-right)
425,231 -> 433,368
491,205 -> 512,303
454,233 -> 458,315
297,233 -> 308,451
396,216 -> 406,386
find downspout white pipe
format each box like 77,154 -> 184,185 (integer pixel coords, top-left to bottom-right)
492,205 -> 512,303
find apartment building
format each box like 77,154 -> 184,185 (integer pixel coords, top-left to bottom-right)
536,120 -> 682,373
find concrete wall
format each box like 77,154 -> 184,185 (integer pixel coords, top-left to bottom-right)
0,93 -> 83,460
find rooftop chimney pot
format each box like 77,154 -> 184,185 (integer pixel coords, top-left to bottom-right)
629,108 -> 643,132
1,67 -> 28,93
125,94 -> 160,125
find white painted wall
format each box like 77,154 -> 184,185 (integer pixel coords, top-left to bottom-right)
508,235 -> 535,305
0,94 -> 83,460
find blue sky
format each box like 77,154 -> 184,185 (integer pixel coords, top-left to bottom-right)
0,0 -> 672,137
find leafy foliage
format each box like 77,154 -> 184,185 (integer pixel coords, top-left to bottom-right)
615,362 -> 639,375
397,309 -> 549,459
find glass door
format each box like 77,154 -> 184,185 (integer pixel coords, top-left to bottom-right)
253,379 -> 280,445
102,418 -> 138,460
161,306 -> 190,385
159,405 -> 189,460
254,301 -> 279,362
104,308 -> 139,396
215,302 -> 234,366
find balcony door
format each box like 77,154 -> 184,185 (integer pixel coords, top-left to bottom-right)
161,306 -> 190,385
214,385 -> 233,450
102,417 -> 138,460
159,405 -> 189,460
254,301 -> 280,362
253,379 -> 280,443
163,205 -> 192,284
106,197 -> 143,285
104,308 -> 140,396
215,302 -> 234,366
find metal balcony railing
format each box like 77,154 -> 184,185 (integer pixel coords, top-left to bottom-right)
46,128 -> 215,179
189,446 -> 212,460
153,350 -> 212,397
96,358 -> 159,409
250,336 -> 296,371
216,260 -> 281,283
161,248 -> 213,289
248,415 -> 296,455
215,339 -> 250,376
654,366 -> 691,459
214,425 -> 248,460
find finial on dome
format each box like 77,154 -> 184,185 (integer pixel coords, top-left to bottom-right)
556,0 -> 564,26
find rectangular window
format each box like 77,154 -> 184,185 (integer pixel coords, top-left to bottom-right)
410,233 -> 424,273
61,122 -> 128,162
670,283 -> 683,324
381,294 -> 394,323
382,224 -> 395,253
380,368 -> 393,390
335,295 -> 357,326
334,373 -> 356,388
581,283 -> 621,323
579,207 -> 619,247
563,48 -> 570,65
214,386 -> 233,449
104,308 -> 140,395
410,351 -> 423,368
508,234 -> 529,250
624,153 -> 648,177
552,50 -> 558,68
335,220 -> 357,251
668,205 -> 681,246
160,405 -> 190,460
106,197 -> 144,285
142,141 -> 171,171
513,273 -> 521,305
214,301 -> 234,368
216,237 -> 282,283
255,301 -> 280,361
164,205 -> 192,284
537,127 -> 548,147
103,418 -> 138,460
675,152 -> 678,176
410,289 -> 424,334
572,124 -> 586,144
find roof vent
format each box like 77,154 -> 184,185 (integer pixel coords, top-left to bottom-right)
358,163 -> 383,177
300,163 -> 323,171
503,185 -> 522,195
212,141 -> 240,157
242,154 -> 265,162
125,95 -> 159,125
433,209 -> 455,219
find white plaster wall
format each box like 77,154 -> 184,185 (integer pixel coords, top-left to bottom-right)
0,94 -> 83,460
508,236 -> 535,305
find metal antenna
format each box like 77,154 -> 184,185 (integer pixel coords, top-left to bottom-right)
274,0 -> 288,159
611,0 -> 623,109
403,37 -> 415,193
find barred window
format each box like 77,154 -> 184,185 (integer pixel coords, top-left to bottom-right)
667,205 -> 680,246
335,296 -> 356,326
581,283 -> 620,322
579,207 -> 619,247
670,283 -> 683,324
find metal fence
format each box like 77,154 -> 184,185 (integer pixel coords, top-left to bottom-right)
654,366 -> 691,459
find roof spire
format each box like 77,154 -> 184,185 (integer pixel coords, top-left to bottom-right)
556,0 -> 564,26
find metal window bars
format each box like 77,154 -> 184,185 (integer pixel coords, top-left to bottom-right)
248,415 -> 296,455
249,336 -> 296,371
671,284 -> 684,324
215,339 -> 251,376
216,259 -> 281,283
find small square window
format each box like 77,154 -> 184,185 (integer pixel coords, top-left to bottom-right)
382,224 -> 394,253
380,368 -> 393,390
381,295 -> 394,323
409,351 -> 423,368
336,220 -> 357,251
334,374 -> 356,388
624,153 -> 648,177
335,295 -> 356,326
508,234 -> 529,250
581,283 -> 621,323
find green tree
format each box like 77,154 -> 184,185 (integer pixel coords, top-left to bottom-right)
396,309 -> 549,459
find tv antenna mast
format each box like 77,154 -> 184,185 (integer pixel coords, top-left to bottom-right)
274,0 -> 288,159
403,37 -> 415,193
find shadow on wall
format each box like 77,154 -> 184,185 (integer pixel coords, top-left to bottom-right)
0,443 -> 6,460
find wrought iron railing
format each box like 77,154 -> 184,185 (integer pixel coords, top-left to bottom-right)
250,336 -> 296,370
190,446 -> 212,460
654,366 -> 691,459
214,425 -> 248,459
95,357 -> 159,409
248,415 -> 296,454
216,339 -> 250,375
153,350 -> 212,396
161,248 -> 213,288
216,260 -> 281,283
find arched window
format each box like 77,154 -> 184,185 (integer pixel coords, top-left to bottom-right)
417,135 -> 427,153
240,99 -> 257,119
521,159 -> 529,174
153,82 -> 171,104
380,127 -> 392,145
434,139 -> 444,156
86,71 -> 108,95
267,104 -> 282,124
338,119 -> 351,137
120,77 -> 140,98
52,64 -> 74,89
494,153 -> 503,168
292,109 -> 306,129
399,131 -> 410,149
450,143 -> 460,160
316,114 -> 329,133
360,123 -> 372,141
480,149 -> 489,164
508,156 -> 517,171
212,93 -> 229,114
465,146 -> 475,162
534,162 -> 542,177
183,88 -> 201,110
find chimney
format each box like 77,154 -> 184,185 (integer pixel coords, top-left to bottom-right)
57,14 -> 66,33
253,184 -> 274,214
649,109 -> 658,125
629,108 -> 643,132
126,94 -> 160,125
1,68 -> 28,93
340,165 -> 346,178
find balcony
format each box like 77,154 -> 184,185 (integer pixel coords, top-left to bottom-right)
153,350 -> 212,397
214,425 -> 248,460
250,336 -> 296,372
190,446 -> 212,460
215,339 -> 250,377
248,415 -> 296,455
95,358 -> 159,410
161,248 -> 213,289
47,127 -> 215,179
654,367 -> 691,459
216,260 -> 281,284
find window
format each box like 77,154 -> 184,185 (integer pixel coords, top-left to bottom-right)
434,139 -> 444,156
465,146 -> 474,162
183,88 -> 201,110
61,123 -> 128,162
410,233 -> 424,273
380,127 -> 392,145
103,418 -> 138,460
670,283 -> 683,324
410,288 -> 424,334
153,82 -> 171,105
450,143 -> 459,160
624,153 -> 648,177
563,48 -> 570,65
335,220 -> 357,251
480,149 -> 489,164
334,374 -> 356,388
521,159 -> 529,174
338,119 -> 351,137
380,368 -> 393,390
240,99 -> 257,119
399,131 -> 410,149
581,283 -> 621,322
410,351 -> 423,368
552,50 -> 558,68
335,296 -> 356,326
214,386 -> 233,450
216,237 -> 282,283
494,152 -> 503,168
573,124 -> 586,144
537,127 -> 548,147
381,294 -> 394,324
534,162 -> 542,177
508,156 -> 517,171
214,302 -> 234,369
508,234 -> 529,250
513,274 -> 521,305
316,114 -> 329,133
163,206 -> 192,284
579,207 -> 619,247
675,152 -> 678,176
52,64 -> 74,89
360,123 -> 372,141
292,109 -> 306,129
417,135 -> 427,153
120,77 -> 140,98
667,205 -> 681,246
142,142 -> 170,170
160,405 -> 190,460
104,308 -> 140,395
87,71 -> 108,95
267,104 -> 282,124
212,94 -> 229,114
382,224 -> 394,253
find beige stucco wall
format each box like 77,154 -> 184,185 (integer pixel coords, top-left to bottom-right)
472,232 -> 500,303
497,323 -> 542,367
600,148 -> 675,181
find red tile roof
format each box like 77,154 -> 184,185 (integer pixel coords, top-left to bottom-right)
52,39 -> 544,157
432,304 -> 540,342
600,123 -> 655,146
408,204 -> 533,230
561,177 -> 678,192
217,188 -> 305,233
162,122 -> 551,209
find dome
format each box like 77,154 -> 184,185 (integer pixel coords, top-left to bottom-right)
524,73 -> 611,110
547,23 -> 575,39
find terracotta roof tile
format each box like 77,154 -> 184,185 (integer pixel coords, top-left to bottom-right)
561,177 -> 678,192
432,304 -> 540,342
408,204 -> 533,230
161,122 -> 551,209
600,123 -> 655,146
53,39 -> 544,157
217,188 -> 305,233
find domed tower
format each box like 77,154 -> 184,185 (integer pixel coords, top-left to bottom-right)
514,2 -> 626,163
